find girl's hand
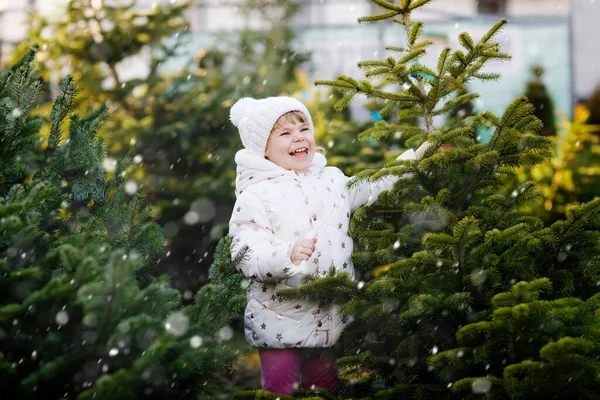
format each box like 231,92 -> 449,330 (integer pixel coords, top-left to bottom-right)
291,237 -> 318,264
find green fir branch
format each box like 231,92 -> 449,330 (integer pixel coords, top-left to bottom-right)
367,0 -> 404,12
358,10 -> 401,23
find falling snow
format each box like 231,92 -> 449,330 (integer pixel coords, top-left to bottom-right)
165,312 -> 189,337
55,311 -> 69,325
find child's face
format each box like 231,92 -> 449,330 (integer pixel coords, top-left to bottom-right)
265,118 -> 315,173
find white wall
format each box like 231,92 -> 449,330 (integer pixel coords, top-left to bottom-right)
507,0 -> 570,17
572,0 -> 600,101
0,0 -> 33,61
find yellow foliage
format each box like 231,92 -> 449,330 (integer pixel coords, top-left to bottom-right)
57,207 -> 71,221
373,263 -> 393,278
234,351 -> 261,374
525,105 -> 600,212
134,168 -> 145,180
136,32 -> 151,43
338,364 -> 373,382
112,141 -> 123,153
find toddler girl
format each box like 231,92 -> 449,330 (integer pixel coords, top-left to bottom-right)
228,96 -> 427,395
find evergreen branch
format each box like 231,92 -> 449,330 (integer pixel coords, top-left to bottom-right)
513,115 -> 543,133
314,79 -> 356,90
365,67 -> 393,79
21,348 -> 95,388
333,93 -> 357,111
398,48 -> 427,65
92,254 -> 133,346
422,232 -> 456,248
555,197 -> 600,239
469,223 -> 528,264
358,10 -> 401,23
451,376 -> 503,396
72,181 -> 110,205
438,126 -> 476,144
367,0 -> 404,12
1,69 -> 29,163
423,48 -> 450,113
9,44 -> 38,73
276,273 -> 356,304
436,47 -> 451,77
481,19 -> 508,44
396,107 -> 426,121
539,337 -> 595,363
407,0 -> 435,11
449,20 -> 509,85
370,165 -> 415,181
413,39 -> 434,50
45,75 -> 77,163
386,46 -> 408,53
458,32 -> 475,52
500,96 -> 534,127
452,216 -> 480,269
461,167 -> 485,200
357,60 -> 392,70
472,72 -> 501,81
479,51 -> 512,61
0,71 -> 12,98
409,21 -> 424,45
491,278 -> 552,308
397,11 -> 435,131
379,101 -> 397,117
358,122 -> 425,141
452,50 -> 468,69
480,109 -> 502,127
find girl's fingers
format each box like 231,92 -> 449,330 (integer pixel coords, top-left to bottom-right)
293,254 -> 309,262
300,248 -> 313,257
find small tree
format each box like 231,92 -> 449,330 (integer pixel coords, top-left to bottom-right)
586,83 -> 600,126
524,66 -> 556,137
0,49 -> 244,400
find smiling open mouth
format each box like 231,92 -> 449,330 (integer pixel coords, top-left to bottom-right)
290,148 -> 308,157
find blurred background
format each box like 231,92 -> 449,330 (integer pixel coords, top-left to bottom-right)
3,0 -> 599,117
1,0 -> 599,395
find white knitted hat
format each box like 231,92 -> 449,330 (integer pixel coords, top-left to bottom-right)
230,96 -> 314,156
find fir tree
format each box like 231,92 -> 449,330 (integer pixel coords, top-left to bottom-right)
0,49 -> 244,400
274,1 -> 600,398
586,83 -> 600,127
524,66 -> 556,137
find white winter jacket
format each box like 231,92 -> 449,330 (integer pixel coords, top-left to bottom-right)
229,148 -> 416,349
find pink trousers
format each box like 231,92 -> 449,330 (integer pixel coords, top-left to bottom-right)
259,348 -> 337,395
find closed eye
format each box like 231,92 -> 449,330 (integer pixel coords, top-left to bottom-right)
280,132 -> 290,136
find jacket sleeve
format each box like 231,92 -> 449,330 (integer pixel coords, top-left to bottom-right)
347,147 -> 419,212
229,191 -> 302,283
